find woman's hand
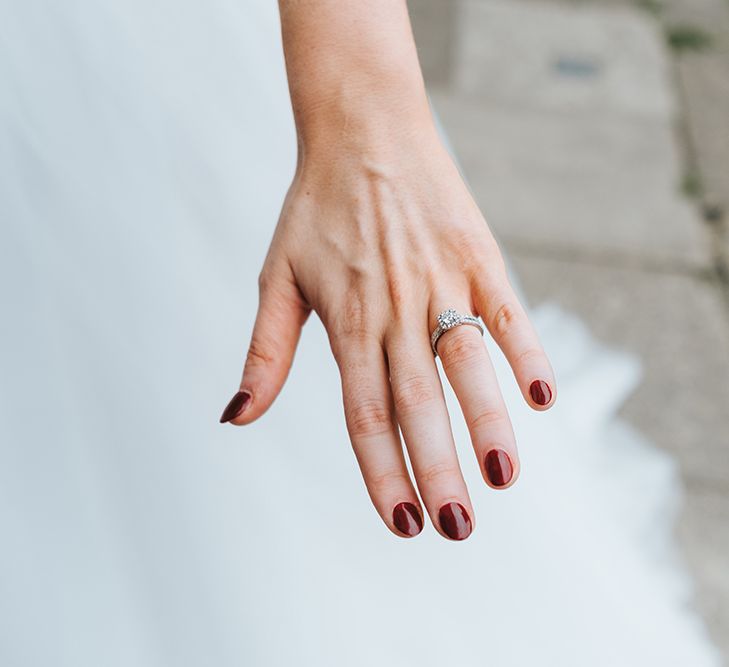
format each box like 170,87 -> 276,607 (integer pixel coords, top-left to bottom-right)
219,0 -> 555,540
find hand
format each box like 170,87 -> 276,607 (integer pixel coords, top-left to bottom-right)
220,0 -> 555,540
220,126 -> 556,540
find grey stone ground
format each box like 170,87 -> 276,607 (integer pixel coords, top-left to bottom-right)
411,0 -> 729,659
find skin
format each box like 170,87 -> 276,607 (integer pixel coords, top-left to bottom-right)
222,0 -> 556,540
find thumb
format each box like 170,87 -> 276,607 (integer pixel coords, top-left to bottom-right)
220,263 -> 309,425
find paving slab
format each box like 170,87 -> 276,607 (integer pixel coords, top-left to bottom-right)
454,0 -> 675,118
431,91 -> 710,266
678,52 -> 729,204
428,0 -> 711,266
661,0 -> 729,272
662,0 -> 729,33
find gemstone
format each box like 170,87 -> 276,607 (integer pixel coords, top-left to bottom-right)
438,309 -> 461,329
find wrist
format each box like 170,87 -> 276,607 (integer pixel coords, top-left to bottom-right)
292,71 -> 436,158
279,0 -> 435,157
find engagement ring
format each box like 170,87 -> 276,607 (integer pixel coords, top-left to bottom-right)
430,308 -> 484,356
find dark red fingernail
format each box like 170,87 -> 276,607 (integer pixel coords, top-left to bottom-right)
219,391 -> 251,423
438,502 -> 472,541
484,449 -> 513,487
393,502 -> 423,537
529,380 -> 552,406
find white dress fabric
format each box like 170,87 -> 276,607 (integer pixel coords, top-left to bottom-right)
0,2 -> 721,665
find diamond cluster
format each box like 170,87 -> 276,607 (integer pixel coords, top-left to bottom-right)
438,308 -> 461,330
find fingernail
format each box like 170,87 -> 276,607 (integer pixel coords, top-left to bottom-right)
438,502 -> 472,541
529,380 -> 552,406
393,502 -> 423,537
484,449 -> 513,487
219,391 -> 251,423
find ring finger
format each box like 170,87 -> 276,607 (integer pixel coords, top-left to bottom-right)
431,295 -> 519,490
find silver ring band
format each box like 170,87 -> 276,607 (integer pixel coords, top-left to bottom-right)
430,308 -> 484,356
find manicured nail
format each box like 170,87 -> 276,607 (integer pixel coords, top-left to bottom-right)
438,502 -> 472,541
393,502 -> 423,537
484,449 -> 513,487
529,380 -> 552,406
219,391 -> 251,423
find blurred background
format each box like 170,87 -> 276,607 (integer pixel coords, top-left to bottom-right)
410,0 -> 729,656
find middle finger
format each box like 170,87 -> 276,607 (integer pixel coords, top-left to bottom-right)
387,324 -> 474,541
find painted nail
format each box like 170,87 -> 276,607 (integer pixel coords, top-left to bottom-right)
529,380 -> 552,406
219,391 -> 251,423
393,502 -> 423,537
484,449 -> 513,487
438,502 -> 472,541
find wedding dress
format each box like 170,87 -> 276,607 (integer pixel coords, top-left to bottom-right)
0,1 -> 720,665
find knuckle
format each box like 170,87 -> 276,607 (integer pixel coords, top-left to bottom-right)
469,405 -> 507,432
439,329 -> 484,369
448,226 -> 501,273
341,296 -> 369,334
393,374 -> 438,415
386,274 -> 410,320
450,224 -> 478,248
245,338 -> 276,369
257,259 -> 305,308
419,460 -> 460,484
257,266 -> 274,293
490,302 -> 522,341
346,399 -> 394,439
368,468 -> 411,493
512,346 -> 544,367
328,296 -> 375,343
329,329 -> 380,363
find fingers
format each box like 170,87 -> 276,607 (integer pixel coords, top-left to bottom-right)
387,329 -> 474,541
220,262 -> 310,425
432,300 -> 519,490
472,275 -> 556,411
335,336 -> 424,538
